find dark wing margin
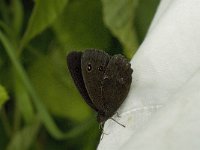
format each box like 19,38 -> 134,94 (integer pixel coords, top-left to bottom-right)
67,51 -> 98,111
102,54 -> 133,118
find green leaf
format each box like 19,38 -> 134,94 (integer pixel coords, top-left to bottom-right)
20,0 -> 68,49
53,0 -> 111,51
101,0 -> 139,58
6,119 -> 40,150
0,85 -> 9,108
135,0 -> 160,43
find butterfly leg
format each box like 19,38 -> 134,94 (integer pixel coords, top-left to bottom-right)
99,122 -> 104,130
110,118 -> 125,128
100,131 -> 109,140
116,112 -> 121,118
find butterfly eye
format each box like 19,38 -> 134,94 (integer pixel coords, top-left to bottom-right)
98,66 -> 103,71
87,64 -> 92,72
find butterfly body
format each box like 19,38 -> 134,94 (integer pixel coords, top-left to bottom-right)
67,49 -> 133,124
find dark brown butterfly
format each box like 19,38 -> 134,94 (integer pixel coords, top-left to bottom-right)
67,49 -> 133,126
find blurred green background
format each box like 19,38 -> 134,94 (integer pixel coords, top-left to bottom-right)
0,0 -> 159,149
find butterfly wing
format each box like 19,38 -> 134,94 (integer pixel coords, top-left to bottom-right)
102,54 -> 133,118
67,51 -> 98,111
81,49 -> 110,113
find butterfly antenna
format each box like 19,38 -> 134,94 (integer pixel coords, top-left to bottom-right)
110,118 -> 126,128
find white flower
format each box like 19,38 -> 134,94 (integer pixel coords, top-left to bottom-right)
98,0 -> 200,149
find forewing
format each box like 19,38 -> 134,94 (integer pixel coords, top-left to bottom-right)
102,54 -> 133,117
81,49 -> 110,112
67,51 -> 98,111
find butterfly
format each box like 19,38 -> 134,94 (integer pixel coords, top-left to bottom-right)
67,49 -> 133,126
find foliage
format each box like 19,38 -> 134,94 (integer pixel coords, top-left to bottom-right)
0,0 -> 159,149
0,85 -> 9,108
